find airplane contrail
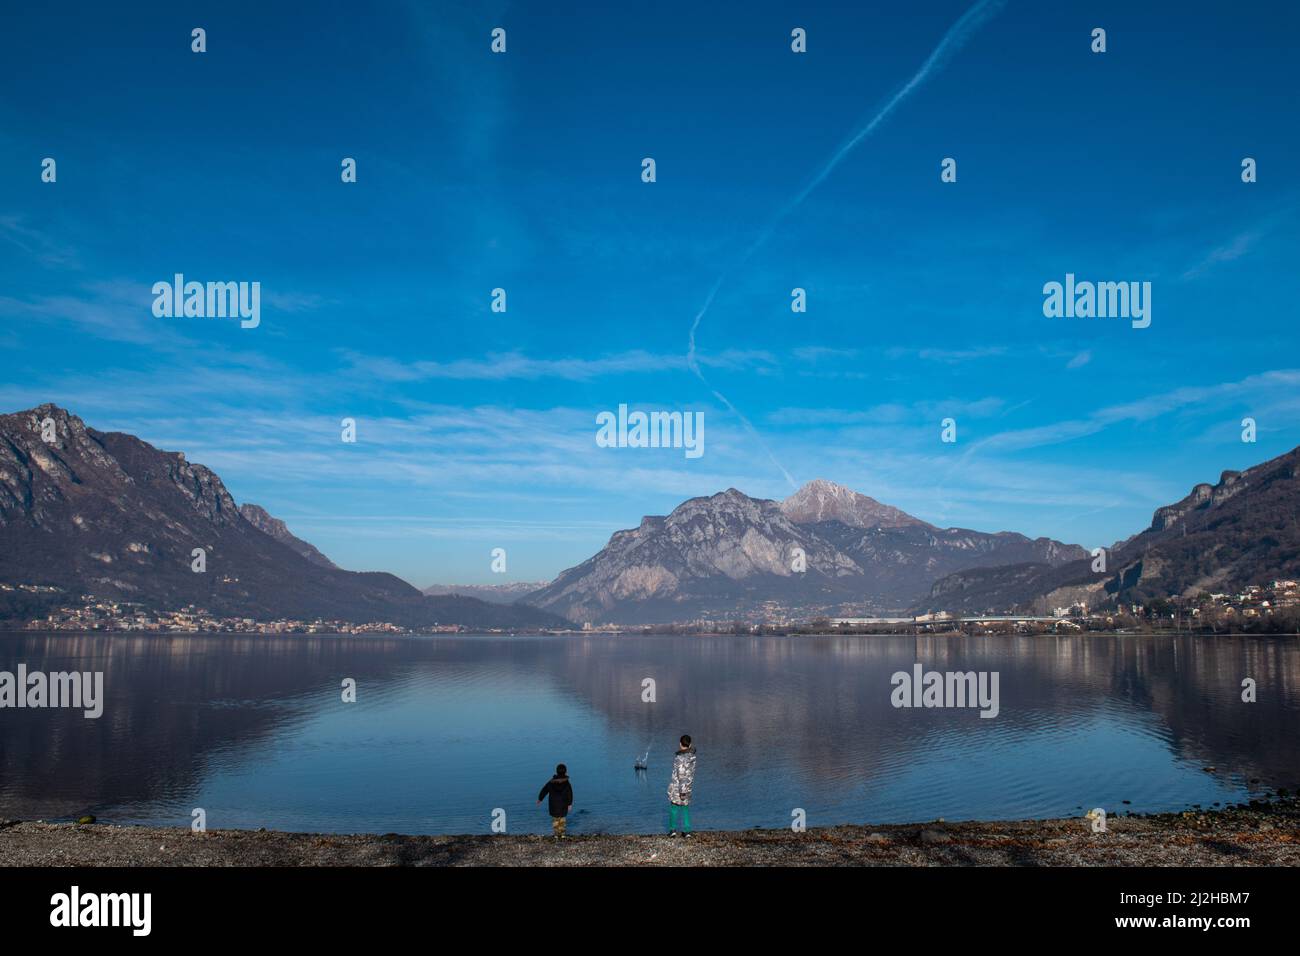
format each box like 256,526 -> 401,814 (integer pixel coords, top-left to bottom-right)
687,0 -> 1008,488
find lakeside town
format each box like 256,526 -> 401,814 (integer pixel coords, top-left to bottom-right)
5,579 -> 1300,636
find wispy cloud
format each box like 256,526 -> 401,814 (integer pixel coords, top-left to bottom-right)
792,345 -> 861,363
263,291 -> 328,313
0,215 -> 80,268
969,369 -> 1300,455
1066,350 -> 1091,369
0,283 -> 185,347
1181,229 -> 1262,280
770,397 -> 1006,427
336,347 -> 778,382
885,345 -> 1008,364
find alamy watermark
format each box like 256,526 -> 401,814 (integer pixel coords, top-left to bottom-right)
890,663 -> 999,718
1042,273 -> 1150,329
152,274 -> 260,329
0,665 -> 104,718
50,886 -> 150,936
596,404 -> 704,459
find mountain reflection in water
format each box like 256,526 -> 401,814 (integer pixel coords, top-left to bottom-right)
1,632 -> 1296,835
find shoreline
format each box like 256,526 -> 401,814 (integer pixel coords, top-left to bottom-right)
5,627 -> 1299,638
3,798 -> 1297,866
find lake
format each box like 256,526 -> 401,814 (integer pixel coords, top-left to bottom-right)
1,631 -> 1297,835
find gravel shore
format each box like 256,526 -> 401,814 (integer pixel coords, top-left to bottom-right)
3,798 -> 1297,866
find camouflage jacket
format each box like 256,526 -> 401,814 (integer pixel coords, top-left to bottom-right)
667,747 -> 697,805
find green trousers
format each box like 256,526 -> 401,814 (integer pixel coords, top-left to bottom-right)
669,803 -> 692,833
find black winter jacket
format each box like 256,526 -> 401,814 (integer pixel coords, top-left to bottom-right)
538,775 -> 573,817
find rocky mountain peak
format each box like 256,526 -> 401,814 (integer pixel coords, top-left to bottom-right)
781,478 -> 925,529
673,487 -> 768,515
1150,468 -> 1248,533
14,404 -> 96,459
239,503 -> 338,569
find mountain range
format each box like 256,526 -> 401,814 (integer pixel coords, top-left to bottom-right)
422,582 -> 550,604
6,403 -> 1297,629
521,447 -> 1300,624
918,450 -> 1300,615
0,405 -> 564,629
523,479 -> 1088,624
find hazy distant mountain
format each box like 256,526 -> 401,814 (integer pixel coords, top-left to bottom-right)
523,481 -> 1086,624
0,404 -> 565,629
239,503 -> 338,570
423,582 -> 550,604
920,447 -> 1300,614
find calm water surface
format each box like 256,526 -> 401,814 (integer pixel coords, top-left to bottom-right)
1,632 -> 1297,835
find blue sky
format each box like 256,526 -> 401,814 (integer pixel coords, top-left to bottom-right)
2,1 -> 1298,587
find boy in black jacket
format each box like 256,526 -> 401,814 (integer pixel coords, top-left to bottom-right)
537,764 -> 574,838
